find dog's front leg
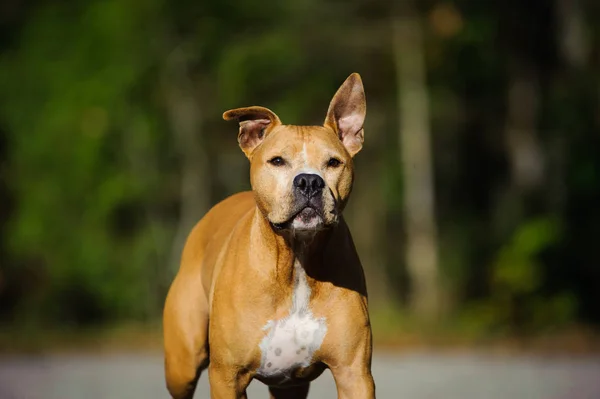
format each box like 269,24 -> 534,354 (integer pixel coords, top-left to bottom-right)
208,363 -> 252,399
330,366 -> 376,399
328,329 -> 376,399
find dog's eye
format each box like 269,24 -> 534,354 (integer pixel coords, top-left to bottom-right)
327,158 -> 342,168
268,156 -> 286,166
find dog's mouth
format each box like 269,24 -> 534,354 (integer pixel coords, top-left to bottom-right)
272,205 -> 324,231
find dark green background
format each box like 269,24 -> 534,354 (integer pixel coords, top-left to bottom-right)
0,0 -> 599,341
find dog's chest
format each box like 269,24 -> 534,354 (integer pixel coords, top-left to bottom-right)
255,261 -> 327,382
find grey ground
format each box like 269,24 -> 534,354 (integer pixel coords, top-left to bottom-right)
1,351 -> 599,399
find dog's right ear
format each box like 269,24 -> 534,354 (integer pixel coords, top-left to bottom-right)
223,106 -> 281,158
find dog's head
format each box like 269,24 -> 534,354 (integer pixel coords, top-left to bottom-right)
223,73 -> 366,233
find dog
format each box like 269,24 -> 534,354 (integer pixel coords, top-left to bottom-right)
163,73 -> 375,398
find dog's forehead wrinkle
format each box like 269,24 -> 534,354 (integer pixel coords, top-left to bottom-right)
265,143 -> 296,159
267,126 -> 342,164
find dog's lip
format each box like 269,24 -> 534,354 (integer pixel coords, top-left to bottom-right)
271,205 -> 323,230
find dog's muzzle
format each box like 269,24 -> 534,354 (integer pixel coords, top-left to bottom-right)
271,174 -> 327,231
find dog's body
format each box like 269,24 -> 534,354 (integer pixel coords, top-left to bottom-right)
163,74 -> 375,398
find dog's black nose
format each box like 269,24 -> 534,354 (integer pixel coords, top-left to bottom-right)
293,173 -> 325,198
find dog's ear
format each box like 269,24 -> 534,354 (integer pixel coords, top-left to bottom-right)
223,106 -> 281,158
324,73 -> 366,157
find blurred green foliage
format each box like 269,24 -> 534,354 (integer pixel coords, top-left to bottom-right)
0,0 -> 167,324
0,0 -> 599,340
477,218 -> 576,333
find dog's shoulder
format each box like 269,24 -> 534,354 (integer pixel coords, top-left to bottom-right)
181,191 -> 255,260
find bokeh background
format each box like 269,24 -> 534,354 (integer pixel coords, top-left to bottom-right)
1,0 -> 600,398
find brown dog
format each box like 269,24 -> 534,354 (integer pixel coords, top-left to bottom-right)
163,73 -> 375,398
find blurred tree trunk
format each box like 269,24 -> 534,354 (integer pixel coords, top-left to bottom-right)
392,2 -> 441,321
505,63 -> 543,193
550,0 -> 589,215
163,44 -> 210,277
492,1 -> 551,333
493,2 -> 547,241
551,0 -> 587,214
557,0 -> 589,70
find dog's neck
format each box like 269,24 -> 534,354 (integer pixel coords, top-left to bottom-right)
252,207 -> 336,283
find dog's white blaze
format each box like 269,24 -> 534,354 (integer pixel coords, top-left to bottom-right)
257,260 -> 327,377
301,142 -> 308,164
298,143 -> 324,178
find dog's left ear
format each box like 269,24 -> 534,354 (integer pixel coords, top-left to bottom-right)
223,106 -> 282,158
324,73 -> 366,157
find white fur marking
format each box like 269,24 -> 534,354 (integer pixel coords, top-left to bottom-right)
257,260 -> 327,378
298,142 -> 324,178
301,143 -> 308,164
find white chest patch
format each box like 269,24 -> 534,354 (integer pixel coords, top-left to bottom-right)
257,260 -> 327,378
